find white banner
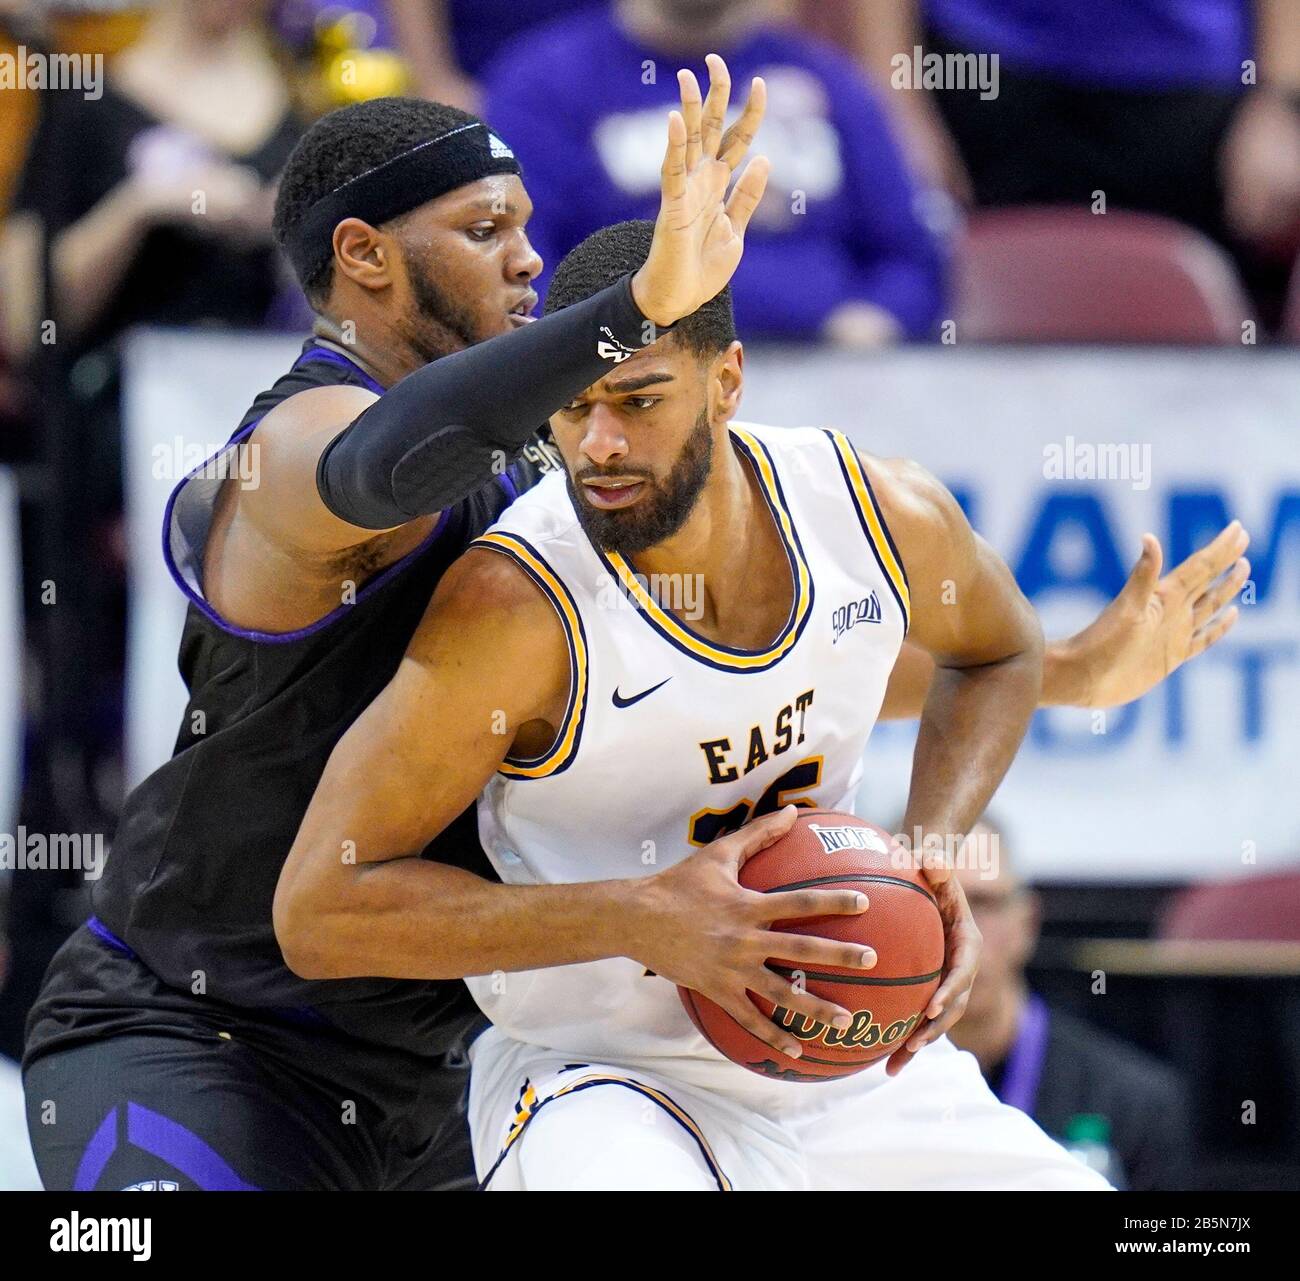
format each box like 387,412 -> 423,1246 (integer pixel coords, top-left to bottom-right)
745,347 -> 1300,881
123,334 -> 1300,882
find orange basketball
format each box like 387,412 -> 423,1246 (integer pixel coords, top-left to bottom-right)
678,810 -> 945,1082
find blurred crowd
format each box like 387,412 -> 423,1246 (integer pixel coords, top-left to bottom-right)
1,0 -> 1299,1191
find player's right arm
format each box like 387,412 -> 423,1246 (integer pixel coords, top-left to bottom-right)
274,546 -> 875,1059
224,55 -> 772,556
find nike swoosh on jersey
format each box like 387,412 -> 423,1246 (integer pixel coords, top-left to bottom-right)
611,678 -> 672,709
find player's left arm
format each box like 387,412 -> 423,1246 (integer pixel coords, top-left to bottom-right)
880,521 -> 1251,719
865,451 -> 1044,1076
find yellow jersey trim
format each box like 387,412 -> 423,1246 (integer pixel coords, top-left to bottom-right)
826,431 -> 911,633
597,427 -> 814,673
470,531 -> 588,779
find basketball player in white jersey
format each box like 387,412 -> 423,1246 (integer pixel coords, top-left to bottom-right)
276,183 -> 1151,1187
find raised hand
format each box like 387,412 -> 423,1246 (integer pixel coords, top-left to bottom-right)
1068,521 -> 1251,709
631,53 -> 771,329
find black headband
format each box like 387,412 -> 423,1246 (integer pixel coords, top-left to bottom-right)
283,121 -> 523,280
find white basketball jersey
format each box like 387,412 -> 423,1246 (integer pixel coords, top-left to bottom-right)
469,422 -> 910,1060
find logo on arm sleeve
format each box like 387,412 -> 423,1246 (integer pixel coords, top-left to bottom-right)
597,326 -> 636,363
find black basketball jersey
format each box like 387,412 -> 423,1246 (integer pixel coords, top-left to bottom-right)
32,339 -> 561,1059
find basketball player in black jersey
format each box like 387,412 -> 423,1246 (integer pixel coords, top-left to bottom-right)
22,59 -> 1248,1190
21,57 -> 784,1191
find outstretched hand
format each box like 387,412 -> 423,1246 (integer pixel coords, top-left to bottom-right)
1069,521 -> 1251,709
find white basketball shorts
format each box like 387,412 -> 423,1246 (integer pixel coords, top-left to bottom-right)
468,1026 -> 1113,1191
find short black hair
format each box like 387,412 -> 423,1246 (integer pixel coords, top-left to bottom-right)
544,220 -> 737,358
273,97 -> 484,306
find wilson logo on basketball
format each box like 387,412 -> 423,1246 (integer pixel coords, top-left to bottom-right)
678,809 -> 944,1080
773,1006 -> 921,1050
807,823 -> 889,856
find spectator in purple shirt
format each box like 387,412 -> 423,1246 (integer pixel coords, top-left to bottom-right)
849,1 -> 1300,320
482,0 -> 947,345
386,1 -> 604,113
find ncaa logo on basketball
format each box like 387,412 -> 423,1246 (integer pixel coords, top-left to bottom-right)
831,591 -> 882,643
807,823 -> 889,856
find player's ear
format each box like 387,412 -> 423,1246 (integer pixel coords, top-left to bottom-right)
333,218 -> 397,293
713,340 -> 745,421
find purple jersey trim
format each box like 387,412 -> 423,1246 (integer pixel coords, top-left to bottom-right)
293,343 -> 387,396
88,918 -> 332,1034
87,914 -> 137,958
73,1102 -> 264,1189
159,345 -> 453,645
127,1102 -> 260,1191
72,1108 -> 118,1191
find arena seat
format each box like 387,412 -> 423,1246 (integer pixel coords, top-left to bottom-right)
1158,871 -> 1300,942
955,207 -> 1255,343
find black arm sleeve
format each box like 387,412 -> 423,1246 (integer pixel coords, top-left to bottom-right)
316,273 -> 666,529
